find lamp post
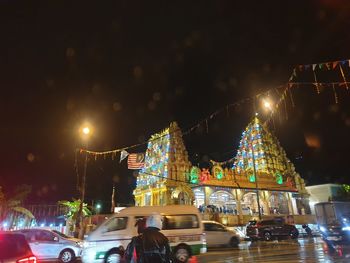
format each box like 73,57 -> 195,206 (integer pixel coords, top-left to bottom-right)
76,124 -> 92,238
250,132 -> 262,220
111,183 -> 116,213
251,98 -> 273,220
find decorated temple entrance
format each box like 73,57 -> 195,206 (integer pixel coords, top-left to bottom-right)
193,188 -> 205,207
133,118 -> 311,225
209,190 -> 236,213
269,192 -> 289,214
241,192 -> 260,215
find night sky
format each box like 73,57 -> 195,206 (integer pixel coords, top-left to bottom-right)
1,0 -> 350,212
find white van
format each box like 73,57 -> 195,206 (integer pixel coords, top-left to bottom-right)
82,205 -> 206,263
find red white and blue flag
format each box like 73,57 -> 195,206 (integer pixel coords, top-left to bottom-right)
127,153 -> 145,170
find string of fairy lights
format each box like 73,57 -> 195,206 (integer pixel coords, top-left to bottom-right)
76,58 -> 350,189
78,79 -> 349,159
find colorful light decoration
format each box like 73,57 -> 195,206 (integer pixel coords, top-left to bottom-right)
233,118 -> 268,178
212,165 -> 224,180
137,128 -> 170,187
249,174 -> 256,183
233,117 -> 297,188
190,166 -> 200,184
189,167 -> 214,184
275,172 -> 283,185
200,168 -> 211,182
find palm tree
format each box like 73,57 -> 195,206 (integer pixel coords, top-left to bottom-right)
58,199 -> 91,234
0,185 -> 35,230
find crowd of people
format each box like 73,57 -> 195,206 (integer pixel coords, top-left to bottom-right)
198,204 -> 238,215
198,204 -> 283,216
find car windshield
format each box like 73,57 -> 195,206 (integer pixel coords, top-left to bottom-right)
52,230 -> 69,238
0,234 -> 31,259
104,217 -> 128,232
204,223 -> 225,231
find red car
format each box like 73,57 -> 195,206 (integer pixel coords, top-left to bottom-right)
0,232 -> 37,263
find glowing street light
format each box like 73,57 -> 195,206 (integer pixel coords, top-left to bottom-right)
76,121 -> 94,238
82,127 -> 90,135
262,98 -> 273,111
95,203 -> 102,215
79,123 -> 93,139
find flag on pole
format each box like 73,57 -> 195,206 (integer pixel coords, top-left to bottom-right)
127,153 -> 145,169
120,150 -> 129,163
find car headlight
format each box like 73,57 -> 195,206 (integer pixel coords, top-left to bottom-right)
320,226 -> 327,232
76,241 -> 84,247
341,226 -> 350,231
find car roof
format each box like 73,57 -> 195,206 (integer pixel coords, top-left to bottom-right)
113,205 -> 200,216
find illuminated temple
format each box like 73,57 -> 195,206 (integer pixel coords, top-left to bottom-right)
134,118 -> 311,222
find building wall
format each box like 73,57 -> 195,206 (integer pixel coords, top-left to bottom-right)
306,184 -> 342,214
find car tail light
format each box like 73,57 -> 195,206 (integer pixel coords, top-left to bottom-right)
17,256 -> 37,263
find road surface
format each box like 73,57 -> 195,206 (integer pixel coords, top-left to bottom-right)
197,237 -> 350,262
45,237 -> 350,262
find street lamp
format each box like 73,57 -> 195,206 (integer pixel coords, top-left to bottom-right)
80,123 -> 93,139
262,98 -> 273,112
76,122 -> 93,238
250,134 -> 262,220
82,127 -> 90,135
251,99 -> 271,219
95,203 -> 102,214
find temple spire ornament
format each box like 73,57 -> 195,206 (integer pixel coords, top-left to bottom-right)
233,117 -> 298,187
134,122 -> 193,206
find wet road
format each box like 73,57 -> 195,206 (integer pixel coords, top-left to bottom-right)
44,237 -> 349,262
197,237 -> 350,262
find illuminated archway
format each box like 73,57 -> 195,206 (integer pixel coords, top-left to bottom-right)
209,190 -> 236,213
241,192 -> 267,216
269,192 -> 289,214
193,188 -> 205,207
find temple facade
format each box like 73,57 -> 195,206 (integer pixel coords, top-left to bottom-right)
133,118 -> 311,223
134,122 -> 194,206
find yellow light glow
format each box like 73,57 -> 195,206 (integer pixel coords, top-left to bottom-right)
82,127 -> 90,135
79,122 -> 93,140
262,98 -> 273,111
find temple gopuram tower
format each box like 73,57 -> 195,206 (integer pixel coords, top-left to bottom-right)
191,117 -> 310,217
134,122 -> 194,206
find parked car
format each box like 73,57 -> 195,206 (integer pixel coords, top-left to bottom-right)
0,232 -> 37,263
203,220 -> 240,247
16,228 -> 83,263
246,218 -> 299,241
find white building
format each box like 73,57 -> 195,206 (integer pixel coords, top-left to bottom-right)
306,184 -> 343,214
